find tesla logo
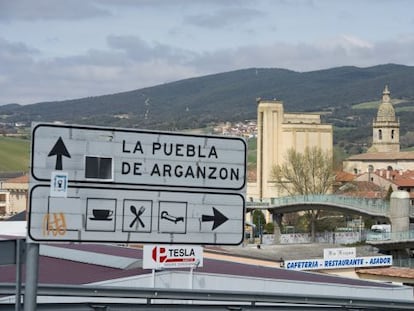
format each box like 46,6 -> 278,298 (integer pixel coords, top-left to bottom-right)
152,246 -> 167,263
144,245 -> 202,269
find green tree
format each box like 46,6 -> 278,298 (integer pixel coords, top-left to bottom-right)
264,222 -> 274,234
252,209 -> 266,237
271,146 -> 336,241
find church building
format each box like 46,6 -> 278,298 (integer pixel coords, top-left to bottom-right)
343,86 -> 414,174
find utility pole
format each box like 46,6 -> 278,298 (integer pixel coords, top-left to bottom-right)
23,242 -> 39,311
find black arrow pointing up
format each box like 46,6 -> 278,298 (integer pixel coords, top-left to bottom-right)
202,207 -> 228,230
48,137 -> 71,170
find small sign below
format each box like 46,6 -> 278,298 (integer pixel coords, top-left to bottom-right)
143,245 -> 203,269
50,171 -> 68,197
28,185 -> 244,245
323,247 -> 356,260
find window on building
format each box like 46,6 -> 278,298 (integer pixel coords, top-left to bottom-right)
391,129 -> 395,139
378,129 -> 382,140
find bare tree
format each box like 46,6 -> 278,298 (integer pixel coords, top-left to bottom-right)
271,147 -> 335,195
271,146 -> 336,240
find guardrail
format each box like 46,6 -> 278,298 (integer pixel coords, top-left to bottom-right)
0,283 -> 413,310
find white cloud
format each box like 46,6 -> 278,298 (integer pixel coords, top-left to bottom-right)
106,35 -> 195,64
184,7 -> 263,29
0,0 -> 110,21
1,0 -> 414,105
1,31 -> 414,105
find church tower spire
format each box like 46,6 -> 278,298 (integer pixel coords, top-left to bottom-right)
369,85 -> 400,153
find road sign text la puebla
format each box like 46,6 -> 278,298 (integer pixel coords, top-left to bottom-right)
120,140 -> 241,182
31,123 -> 246,190
29,123 -> 246,245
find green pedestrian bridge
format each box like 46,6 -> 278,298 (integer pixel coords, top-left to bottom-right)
246,195 -> 398,218
246,194 -> 414,253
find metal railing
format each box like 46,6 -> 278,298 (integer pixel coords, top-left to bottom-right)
367,230 -> 414,242
247,195 -> 390,216
0,283 -> 413,310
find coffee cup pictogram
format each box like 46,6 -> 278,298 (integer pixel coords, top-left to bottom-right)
92,209 -> 113,220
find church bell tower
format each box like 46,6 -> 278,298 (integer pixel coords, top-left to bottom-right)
370,85 -> 400,153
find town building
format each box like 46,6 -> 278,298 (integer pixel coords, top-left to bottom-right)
247,98 -> 333,200
354,169 -> 414,206
343,86 -> 414,174
0,174 -> 28,219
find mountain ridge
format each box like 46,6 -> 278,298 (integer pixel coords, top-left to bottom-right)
1,64 -> 414,150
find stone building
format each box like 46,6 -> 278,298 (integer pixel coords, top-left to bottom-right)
343,86 -> 414,174
247,99 -> 333,200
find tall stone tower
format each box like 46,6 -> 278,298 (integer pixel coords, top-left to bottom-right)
253,99 -> 333,199
369,85 -> 400,153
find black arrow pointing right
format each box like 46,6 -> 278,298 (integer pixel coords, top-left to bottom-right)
48,137 -> 71,170
202,207 -> 228,230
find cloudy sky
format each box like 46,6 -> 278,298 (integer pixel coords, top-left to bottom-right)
1,0 -> 413,105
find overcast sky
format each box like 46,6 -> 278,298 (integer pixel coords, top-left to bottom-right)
1,0 -> 414,105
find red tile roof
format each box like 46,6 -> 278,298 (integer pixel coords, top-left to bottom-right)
3,174 -> 29,183
335,171 -> 355,182
357,267 -> 414,279
347,151 -> 414,161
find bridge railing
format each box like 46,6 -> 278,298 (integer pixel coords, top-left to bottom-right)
247,195 -> 390,216
367,230 -> 414,242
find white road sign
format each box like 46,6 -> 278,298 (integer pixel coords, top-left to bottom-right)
143,245 -> 203,269
323,247 -> 356,260
28,185 -> 245,245
29,123 -> 246,245
31,123 -> 246,190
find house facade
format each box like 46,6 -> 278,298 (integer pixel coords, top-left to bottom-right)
0,174 -> 28,218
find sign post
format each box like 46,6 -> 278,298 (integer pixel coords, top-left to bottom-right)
27,123 -> 247,310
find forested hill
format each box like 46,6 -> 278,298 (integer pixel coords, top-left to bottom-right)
1,64 -> 414,140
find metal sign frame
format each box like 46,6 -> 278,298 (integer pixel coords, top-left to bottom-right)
29,123 -> 247,245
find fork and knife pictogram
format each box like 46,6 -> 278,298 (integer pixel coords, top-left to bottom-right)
130,205 -> 146,228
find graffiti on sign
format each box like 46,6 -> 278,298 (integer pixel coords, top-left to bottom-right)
42,213 -> 67,236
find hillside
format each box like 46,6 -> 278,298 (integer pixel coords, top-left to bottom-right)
0,136 -> 30,172
1,64 -> 414,152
